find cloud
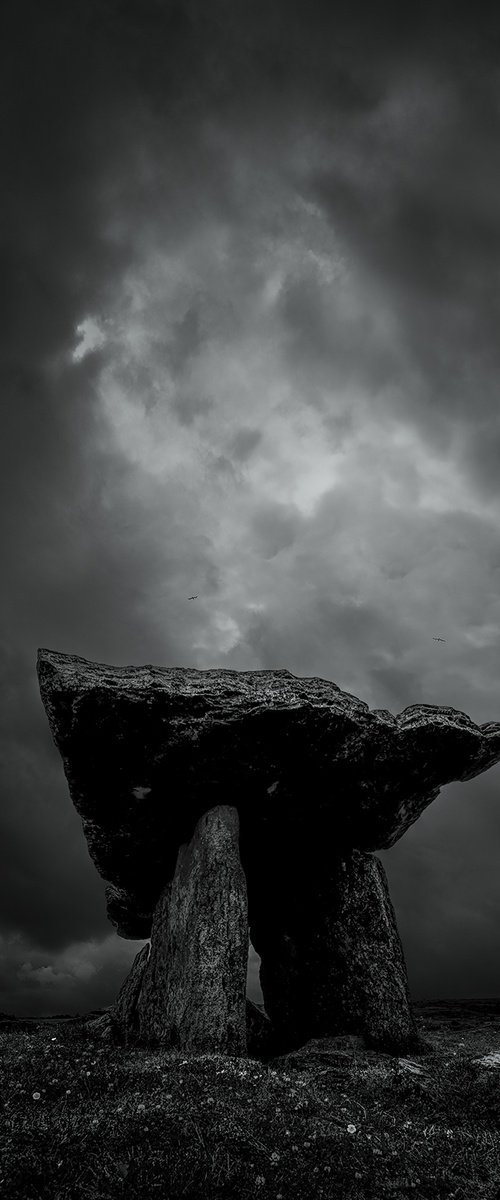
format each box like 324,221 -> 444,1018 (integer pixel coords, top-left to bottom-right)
0,930 -> 148,1018
0,927 -> 263,1018
380,767 -> 500,998
2,1 -> 500,1014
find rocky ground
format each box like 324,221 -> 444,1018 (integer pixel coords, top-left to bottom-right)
2,999 -> 500,1198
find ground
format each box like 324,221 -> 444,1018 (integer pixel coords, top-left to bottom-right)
1,999 -> 500,1199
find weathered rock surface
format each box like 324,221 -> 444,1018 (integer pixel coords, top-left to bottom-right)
135,805 -> 248,1055
37,649 -> 500,940
100,993 -> 273,1059
112,943 -> 150,1044
246,1000 -> 274,1060
37,648 -> 500,1059
250,849 -> 427,1056
268,1032 -> 433,1075
268,1034 -> 377,1074
84,1011 -> 115,1042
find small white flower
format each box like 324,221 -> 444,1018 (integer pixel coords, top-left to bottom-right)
347,1124 -> 356,1134
270,1152 -> 280,1162
255,1178 -> 265,1187
137,1103 -> 146,1111
32,1092 -> 41,1100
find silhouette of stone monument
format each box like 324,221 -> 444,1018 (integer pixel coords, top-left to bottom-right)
37,648 -> 500,1058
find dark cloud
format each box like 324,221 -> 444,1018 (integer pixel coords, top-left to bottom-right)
307,48 -> 500,455
2,1 -> 500,1015
230,428 -> 263,462
380,769 -> 500,999
249,501 -> 303,560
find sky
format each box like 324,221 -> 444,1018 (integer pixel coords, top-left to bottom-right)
2,0 -> 500,1017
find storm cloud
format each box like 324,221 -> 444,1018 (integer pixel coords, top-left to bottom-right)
2,1 -> 500,1015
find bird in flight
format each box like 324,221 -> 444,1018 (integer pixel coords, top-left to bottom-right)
187,595 -> 198,600
432,637 -> 446,642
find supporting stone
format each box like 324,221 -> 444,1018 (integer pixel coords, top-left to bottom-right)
246,1000 -> 274,1061
136,804 -> 248,1055
38,649 -> 500,1060
251,849 -> 424,1056
112,943 -> 150,1045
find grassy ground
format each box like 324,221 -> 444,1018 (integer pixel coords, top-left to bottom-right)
2,1002 -> 500,1199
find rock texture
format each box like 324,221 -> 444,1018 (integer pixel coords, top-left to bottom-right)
84,1011 -> 115,1042
268,1033 -> 434,1076
250,849 -> 426,1056
268,1034 -> 381,1074
112,943 -> 150,1045
37,648 -> 500,1058
136,805 -> 248,1055
246,1001 -> 274,1061
37,649 -> 500,940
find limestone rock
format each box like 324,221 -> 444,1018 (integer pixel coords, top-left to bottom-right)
136,805 -> 248,1055
250,850 -> 427,1057
269,1034 -> 371,1074
112,943 -> 150,1044
84,1012 -> 115,1042
37,648 -> 500,939
36,648 -> 500,1060
268,1033 -> 434,1075
111,974 -> 272,1059
246,1000 -> 274,1060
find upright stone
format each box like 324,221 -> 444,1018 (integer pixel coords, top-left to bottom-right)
136,804 -> 248,1055
112,943 -> 150,1045
306,850 -> 422,1054
251,849 -> 423,1056
37,648 -> 500,1060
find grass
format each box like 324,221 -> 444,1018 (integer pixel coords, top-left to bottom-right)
2,1008 -> 500,1199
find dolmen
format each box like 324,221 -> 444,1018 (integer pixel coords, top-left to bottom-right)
37,648 -> 500,1059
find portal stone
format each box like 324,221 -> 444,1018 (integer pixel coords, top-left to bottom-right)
112,943 -> 150,1045
36,648 -> 500,1059
251,850 -> 426,1056
136,804 -> 248,1055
